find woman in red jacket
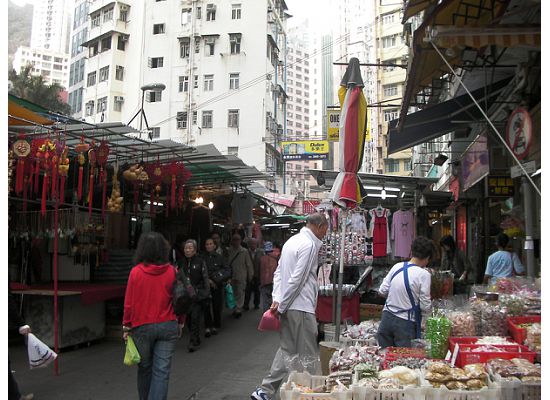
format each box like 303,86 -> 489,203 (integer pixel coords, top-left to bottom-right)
123,232 -> 178,400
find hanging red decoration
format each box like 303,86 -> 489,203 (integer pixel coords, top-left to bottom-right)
30,138 -> 46,194
88,146 -> 97,217
75,136 -> 89,201
58,146 -> 70,204
22,159 -> 33,212
36,139 -> 56,217
12,138 -> 31,195
145,160 -> 163,217
50,139 -> 63,201
97,141 -> 110,219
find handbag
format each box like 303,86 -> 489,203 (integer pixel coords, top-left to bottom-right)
173,268 -> 196,315
225,282 -> 236,309
123,336 -> 141,366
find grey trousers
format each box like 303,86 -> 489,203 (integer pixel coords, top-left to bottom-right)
232,280 -> 246,311
259,310 -> 319,397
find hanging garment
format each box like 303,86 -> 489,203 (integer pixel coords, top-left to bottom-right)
350,211 -> 368,235
391,210 -> 415,258
370,208 -> 391,257
231,193 -> 255,224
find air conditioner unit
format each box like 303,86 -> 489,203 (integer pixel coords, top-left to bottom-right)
114,96 -> 124,102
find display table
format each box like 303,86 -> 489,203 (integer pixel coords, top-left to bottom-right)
316,293 -> 360,324
12,283 -> 126,349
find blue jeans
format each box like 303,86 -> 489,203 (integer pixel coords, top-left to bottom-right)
377,311 -> 416,348
132,320 -> 178,400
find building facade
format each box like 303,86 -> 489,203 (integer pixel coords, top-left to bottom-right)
67,0 -> 90,118
76,0 -> 288,191
30,0 -> 72,54
13,46 -> 70,88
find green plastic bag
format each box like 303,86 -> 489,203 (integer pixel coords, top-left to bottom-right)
225,283 -> 236,310
123,336 -> 141,366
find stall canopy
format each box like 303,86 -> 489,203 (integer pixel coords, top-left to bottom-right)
387,76 -> 512,154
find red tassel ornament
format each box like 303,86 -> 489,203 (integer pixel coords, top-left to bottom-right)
41,173 -> 48,217
12,139 -> 31,195
75,137 -> 89,201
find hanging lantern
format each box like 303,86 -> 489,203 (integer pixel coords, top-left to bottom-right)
12,138 -> 31,195
107,162 -> 124,213
50,138 -> 64,201
87,146 -> 97,217
75,136 -> 89,201
36,139 -> 56,217
145,160 -> 163,217
58,146 -> 70,204
30,138 -> 46,194
97,141 -> 110,219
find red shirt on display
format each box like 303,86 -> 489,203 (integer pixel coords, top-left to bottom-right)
123,263 -> 177,328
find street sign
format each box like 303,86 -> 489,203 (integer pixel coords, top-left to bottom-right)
280,140 -> 329,161
505,107 -> 533,160
510,160 -> 536,179
327,109 -> 340,141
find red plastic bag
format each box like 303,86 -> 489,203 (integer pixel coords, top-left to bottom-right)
258,310 -> 281,332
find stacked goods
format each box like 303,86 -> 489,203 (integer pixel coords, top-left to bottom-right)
481,305 -> 507,337
431,271 -> 454,299
506,315 -> 541,345
424,361 -> 489,390
341,321 -> 379,342
385,357 -> 428,370
476,337 -> 514,345
329,346 -> 381,373
383,347 -> 428,369
354,366 -> 419,389
470,299 -> 488,336
326,371 -> 353,389
524,324 -> 541,352
280,371 -> 352,400
487,358 -> 541,383
425,316 -> 452,359
452,343 -> 535,368
498,294 -> 526,316
448,310 -> 476,337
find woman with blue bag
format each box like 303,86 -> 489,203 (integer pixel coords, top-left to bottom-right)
377,236 -> 434,348
123,232 -> 179,400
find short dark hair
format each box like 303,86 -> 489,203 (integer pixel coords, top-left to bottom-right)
134,232 -> 171,265
496,233 -> 509,248
439,235 -> 456,251
411,236 -> 435,260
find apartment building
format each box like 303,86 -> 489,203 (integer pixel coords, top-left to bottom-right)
76,0 -> 288,191
13,47 -> 70,88
30,0 -> 72,54
67,0 -> 90,118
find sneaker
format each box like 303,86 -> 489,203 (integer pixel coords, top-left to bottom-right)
20,395 -> 34,400
211,328 -> 218,335
205,329 -> 211,338
251,388 -> 270,400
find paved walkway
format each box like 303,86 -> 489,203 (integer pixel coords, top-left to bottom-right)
10,307 -> 280,400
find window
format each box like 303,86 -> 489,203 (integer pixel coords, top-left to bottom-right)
204,37 -> 216,56
228,109 -> 239,128
150,127 -> 160,139
91,12 -> 100,28
85,100 -> 95,116
203,74 -> 214,91
192,111 -> 197,125
229,33 -> 241,54
54,57 -> 63,63
384,109 -> 399,122
97,97 -> 108,112
176,112 -> 188,129
229,73 -> 239,89
87,71 -> 96,86
99,66 -> 109,82
181,8 -> 191,25
382,34 -> 399,48
103,7 -> 114,22
89,42 -> 99,57
148,57 -> 164,68
113,96 -> 123,112
101,36 -> 111,52
196,7 -> 201,19
194,75 -> 198,88
146,90 -> 162,102
381,13 -> 395,25
178,76 -> 189,92
180,38 -> 190,58
115,65 -> 124,81
119,6 -> 128,22
383,59 -> 398,72
202,110 -> 213,128
383,84 -> 398,97
385,158 -> 400,173
153,23 -> 165,34
232,4 -> 241,19
206,4 -> 216,21
117,35 -> 127,51
194,37 -> 200,53
403,158 -> 412,171
227,146 -> 239,156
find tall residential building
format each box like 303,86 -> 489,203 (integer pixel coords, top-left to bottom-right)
67,0 -> 89,119
30,0 -> 72,54
374,2 -> 412,176
13,47 -> 70,88
284,24 -> 313,196
76,0 -> 288,191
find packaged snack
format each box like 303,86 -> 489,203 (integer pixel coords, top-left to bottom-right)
449,368 -> 469,381
446,381 -> 468,390
481,305 -> 507,336
427,361 -> 452,375
521,376 -> 541,383
449,310 -> 476,337
425,372 -> 448,383
466,379 -> 487,390
425,316 -> 452,359
463,363 -> 487,380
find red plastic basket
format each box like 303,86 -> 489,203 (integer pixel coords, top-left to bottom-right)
452,343 -> 536,368
506,316 -> 541,345
448,336 -> 515,349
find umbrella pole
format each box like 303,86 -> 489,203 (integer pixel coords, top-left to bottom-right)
335,208 -> 347,341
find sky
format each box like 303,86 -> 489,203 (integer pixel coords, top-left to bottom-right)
285,0 -> 333,33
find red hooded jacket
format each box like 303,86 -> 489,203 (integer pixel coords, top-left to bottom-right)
123,263 -> 177,328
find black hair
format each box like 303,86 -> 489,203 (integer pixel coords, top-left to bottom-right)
272,241 -> 282,250
134,232 -> 171,265
439,235 -> 456,258
411,236 -> 435,260
496,233 -> 509,248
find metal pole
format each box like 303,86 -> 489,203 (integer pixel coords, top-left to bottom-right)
53,189 -> 59,375
522,177 -> 536,278
335,208 -> 347,341
139,89 -> 145,132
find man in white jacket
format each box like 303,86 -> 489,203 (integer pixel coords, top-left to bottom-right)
251,213 -> 328,400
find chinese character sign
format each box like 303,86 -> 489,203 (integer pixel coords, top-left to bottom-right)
280,140 -> 329,161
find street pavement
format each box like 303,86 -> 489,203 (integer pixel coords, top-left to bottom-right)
10,307 -> 280,400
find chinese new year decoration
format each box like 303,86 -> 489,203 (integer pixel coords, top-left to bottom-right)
97,141 -> 110,218
75,136 -> 89,201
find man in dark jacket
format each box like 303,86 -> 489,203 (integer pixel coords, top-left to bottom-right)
202,238 -> 230,335
244,238 -> 264,311
9,289 -> 34,400
226,234 -> 253,318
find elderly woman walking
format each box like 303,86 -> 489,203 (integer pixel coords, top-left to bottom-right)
123,232 -> 179,400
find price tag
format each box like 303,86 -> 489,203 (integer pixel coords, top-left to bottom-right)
450,344 -> 460,367
445,350 -> 452,361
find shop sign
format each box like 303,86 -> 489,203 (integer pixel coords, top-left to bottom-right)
280,140 -> 329,161
510,160 -> 536,179
505,107 -> 532,161
487,175 -> 514,197
449,176 -> 460,202
461,134 -> 489,191
327,109 -> 340,141
302,200 -> 321,214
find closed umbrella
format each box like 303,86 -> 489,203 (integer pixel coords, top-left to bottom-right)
329,58 -> 368,340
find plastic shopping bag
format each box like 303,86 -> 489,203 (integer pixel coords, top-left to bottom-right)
27,333 -> 58,369
225,283 -> 236,310
258,309 -> 281,332
123,336 -> 141,366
